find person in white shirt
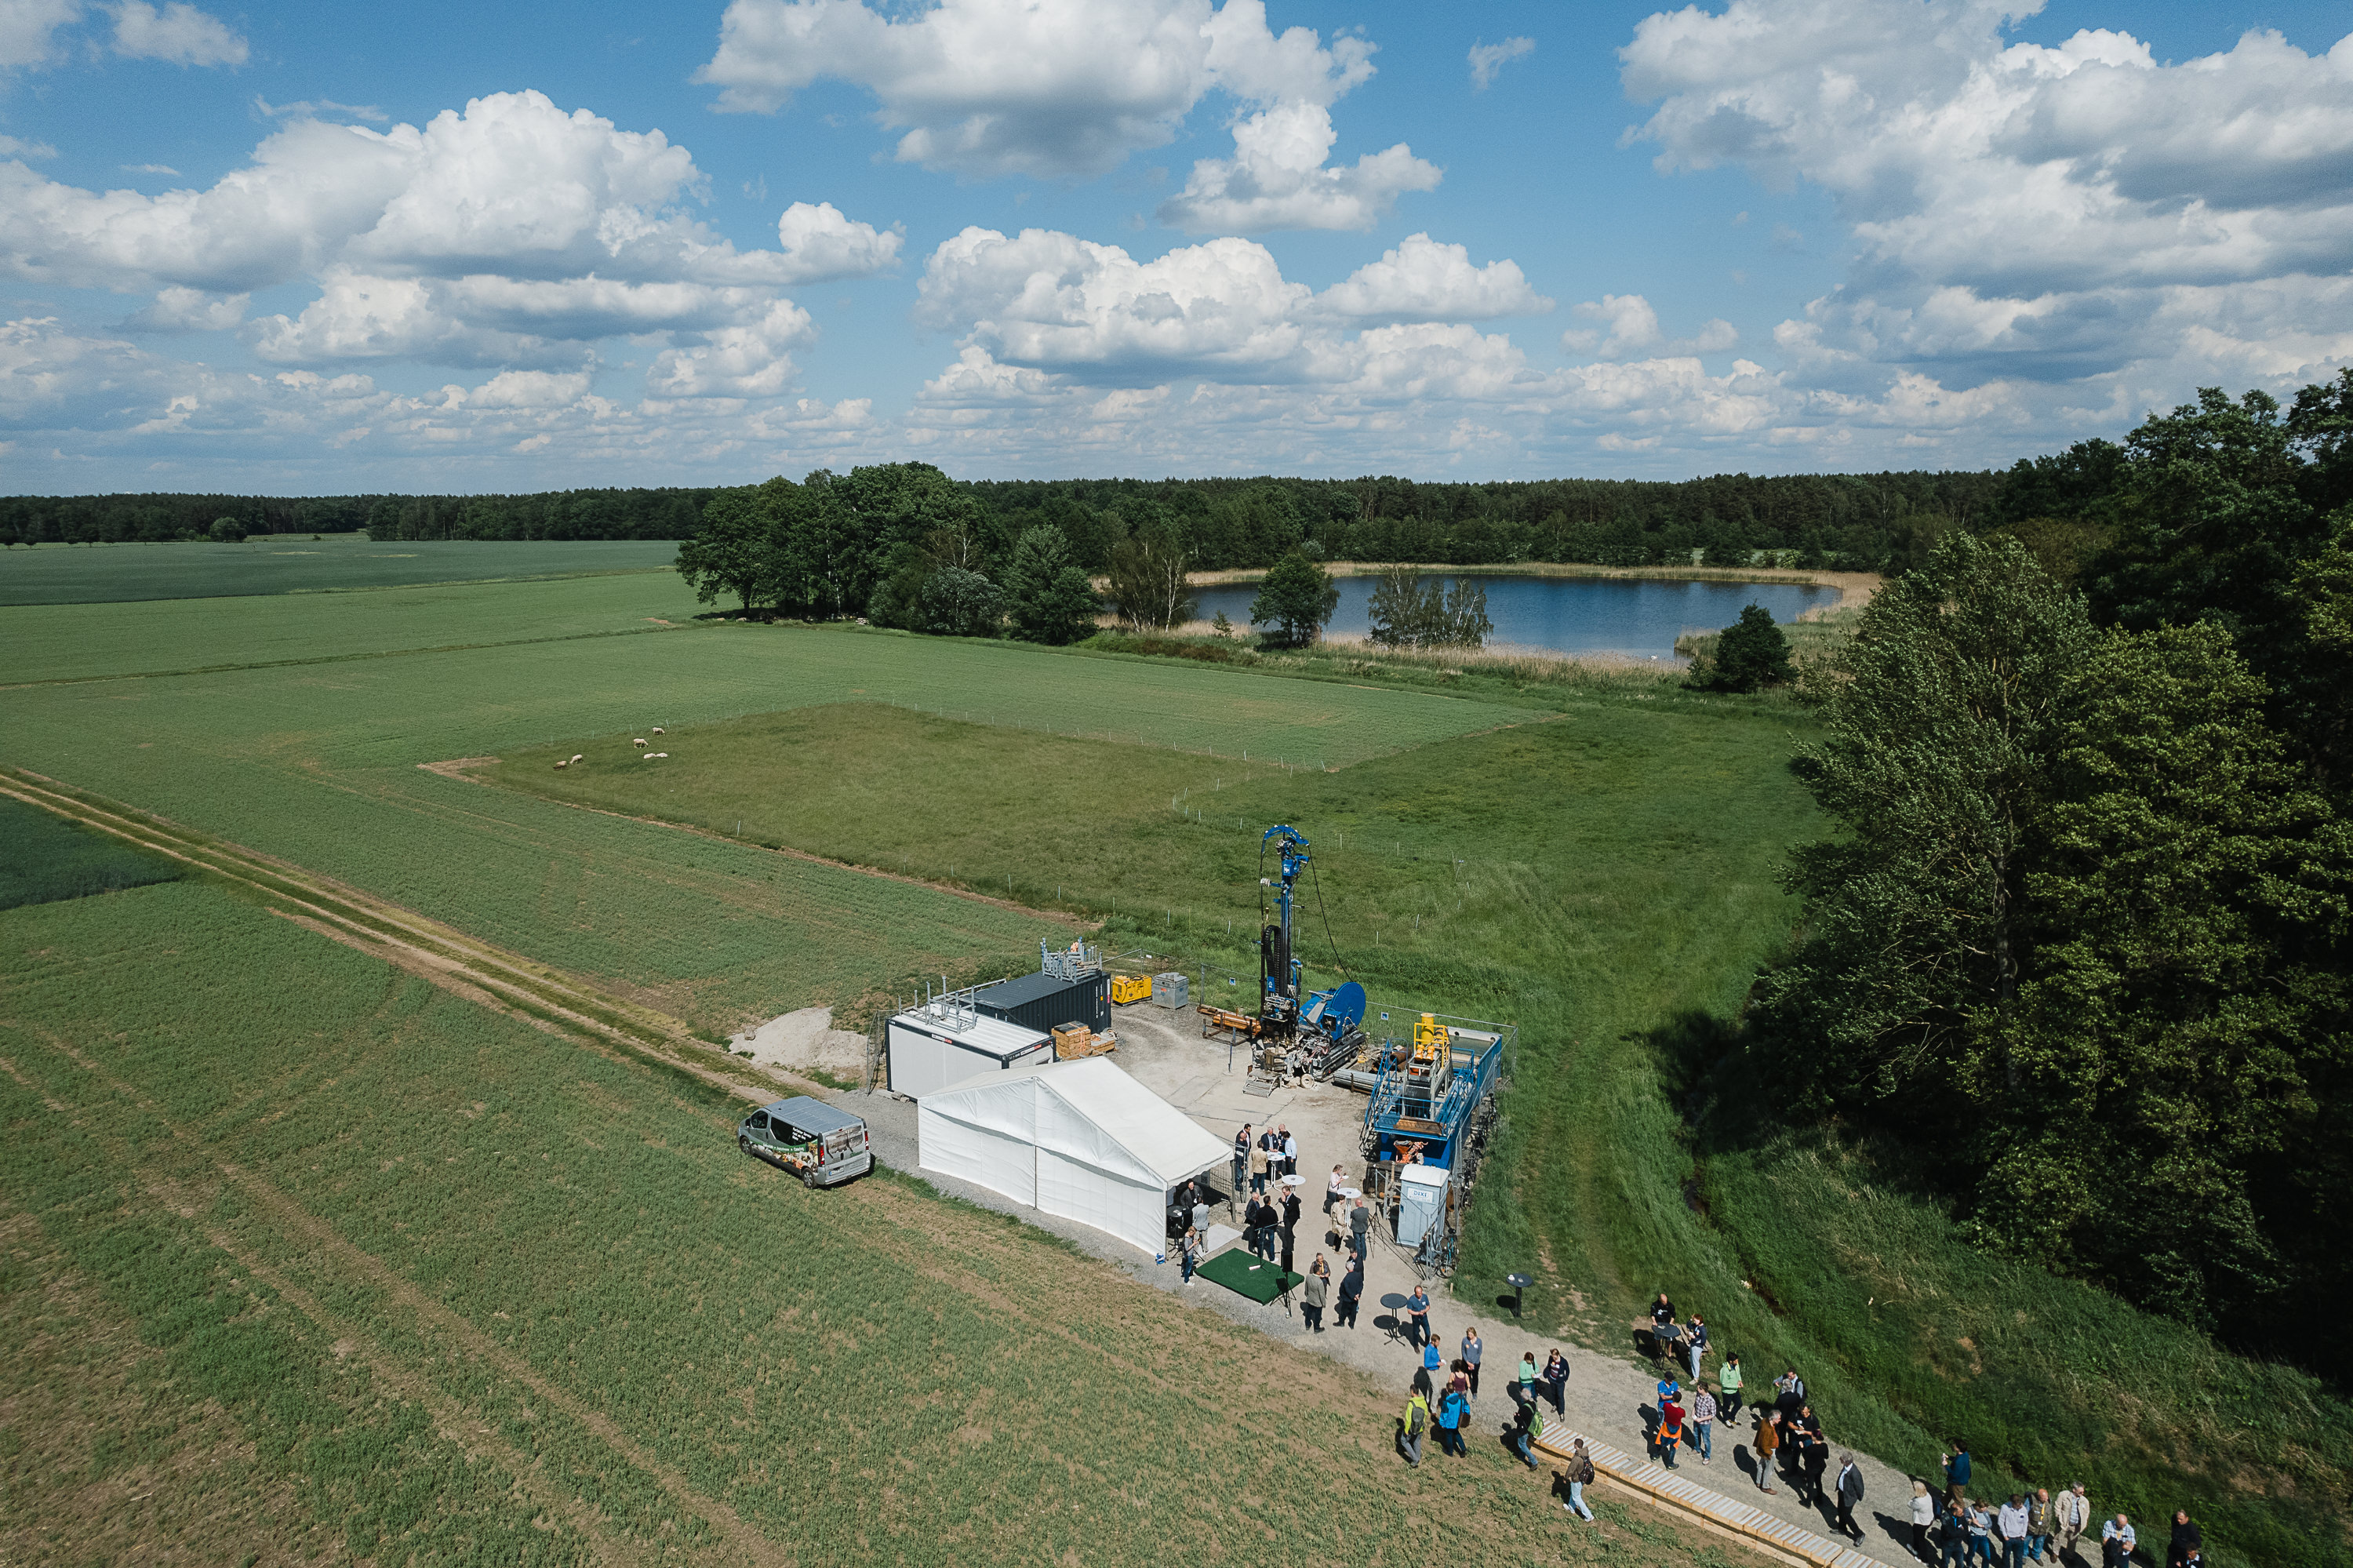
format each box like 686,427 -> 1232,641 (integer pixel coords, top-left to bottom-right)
1323,1162 -> 1346,1215
2101,1515 -> 2136,1568
1282,1127 -> 1300,1177
1998,1495 -> 2031,1568
1910,1479 -> 1938,1564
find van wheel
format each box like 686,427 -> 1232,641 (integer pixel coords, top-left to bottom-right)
739,1134 -> 752,1157
801,1169 -> 820,1189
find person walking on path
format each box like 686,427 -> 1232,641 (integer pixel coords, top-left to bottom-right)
1349,1196 -> 1372,1259
1507,1397 -> 1539,1469
2000,1495 -> 2031,1568
1562,1441 -> 1597,1522
1657,1392 -> 1686,1468
1511,1351 -> 1538,1410
1800,1413 -> 1830,1508
1836,1453 -> 1867,1542
2166,1512 -> 2200,1568
1324,1162 -> 1346,1215
1421,1337 -> 1443,1378
1751,1410 -> 1780,1493
1400,1389 -> 1429,1468
2028,1490 -> 2056,1562
1691,1382 -> 1717,1464
1940,1499 -> 1970,1568
1337,1257 -> 1363,1329
1406,1283 -> 1431,1348
1461,1327 -> 1484,1399
1435,1384 -> 1469,1457
1232,1126 -> 1250,1193
1302,1255 -> 1329,1330
1542,1349 -> 1569,1415
1179,1227 -> 1202,1286
2054,1486 -> 2092,1566
1686,1313 -> 1710,1384
1967,1500 -> 1998,1566
1718,1353 -> 1744,1421
2100,1516 -> 2135,1568
1911,1480 -> 1938,1564
1944,1443 -> 1974,1508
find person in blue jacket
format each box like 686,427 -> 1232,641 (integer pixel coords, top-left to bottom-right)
1944,1443 -> 1973,1507
1435,1384 -> 1469,1457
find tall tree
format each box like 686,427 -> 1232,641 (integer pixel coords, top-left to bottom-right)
1708,603 -> 1793,692
1763,533 -> 2095,1113
1002,526 -> 1100,646
1979,621 -> 2351,1330
1105,526 -> 1195,631
673,487 -> 780,613
1249,551 -> 1339,647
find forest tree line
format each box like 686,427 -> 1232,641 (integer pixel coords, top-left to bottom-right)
3,467 -> 2004,573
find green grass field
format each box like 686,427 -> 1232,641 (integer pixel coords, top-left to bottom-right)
0,796 -> 179,911
0,533 -> 682,606
3,568 -> 2340,1567
493,682 -> 2348,1567
0,875 -> 1751,1568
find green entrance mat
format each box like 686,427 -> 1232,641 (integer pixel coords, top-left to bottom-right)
1196,1247 -> 1304,1304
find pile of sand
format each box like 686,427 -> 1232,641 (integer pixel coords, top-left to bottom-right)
729,1006 -> 870,1079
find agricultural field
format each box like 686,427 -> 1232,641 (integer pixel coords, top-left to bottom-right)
0,533 -> 682,606
0,874 -> 1755,1567
4,567 -> 2340,1566
494,689 -> 2348,1565
0,590 -> 1531,1034
0,797 -> 179,911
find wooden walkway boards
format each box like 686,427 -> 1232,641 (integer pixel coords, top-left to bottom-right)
1533,1417 -> 1884,1568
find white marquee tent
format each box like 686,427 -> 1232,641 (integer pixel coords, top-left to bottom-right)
917,1057 -> 1230,1261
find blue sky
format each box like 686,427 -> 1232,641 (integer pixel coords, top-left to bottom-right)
2,0 -> 2348,492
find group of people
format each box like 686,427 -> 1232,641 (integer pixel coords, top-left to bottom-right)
1913,1448 -> 2192,1568
1398,1330 -> 1573,1471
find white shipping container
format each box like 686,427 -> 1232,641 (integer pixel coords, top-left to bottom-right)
886,1012 -> 1053,1098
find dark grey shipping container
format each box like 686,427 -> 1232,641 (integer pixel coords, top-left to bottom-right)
973,970 -> 1111,1036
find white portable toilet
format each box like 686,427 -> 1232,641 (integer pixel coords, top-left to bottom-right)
1395,1163 -> 1451,1247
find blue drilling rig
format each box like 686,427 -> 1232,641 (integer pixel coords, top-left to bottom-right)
1256,824 -> 1366,1059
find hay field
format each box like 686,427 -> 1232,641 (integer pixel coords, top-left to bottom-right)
0,533 -> 682,606
0,876 -> 1749,1567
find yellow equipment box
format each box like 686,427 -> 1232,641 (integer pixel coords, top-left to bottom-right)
1109,973 -> 1153,1006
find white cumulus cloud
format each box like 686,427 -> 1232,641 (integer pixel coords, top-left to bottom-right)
1,0 -> 81,68
1620,0 -> 2353,387
700,0 -> 1437,231
0,90 -> 900,394
108,1 -> 245,65
1468,36 -> 1534,91
1561,293 -> 1737,358
1315,233 -> 1551,323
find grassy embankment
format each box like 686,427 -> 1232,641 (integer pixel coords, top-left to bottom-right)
0,872 -> 1753,1568
0,533 -> 682,606
495,682 -> 2345,1568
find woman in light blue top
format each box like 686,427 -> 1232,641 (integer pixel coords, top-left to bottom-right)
1461,1326 -> 1483,1399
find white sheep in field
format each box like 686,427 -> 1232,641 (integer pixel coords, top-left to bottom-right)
632,737 -> 648,748
554,759 -> 568,769
642,751 -> 668,759
652,726 -> 664,735
569,753 -> 583,764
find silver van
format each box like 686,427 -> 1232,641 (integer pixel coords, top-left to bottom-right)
737,1097 -> 873,1188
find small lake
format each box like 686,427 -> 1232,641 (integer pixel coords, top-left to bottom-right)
1187,573 -> 1838,661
